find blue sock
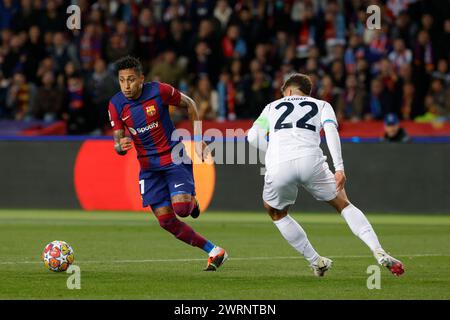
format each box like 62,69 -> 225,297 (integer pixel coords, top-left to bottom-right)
202,240 -> 215,254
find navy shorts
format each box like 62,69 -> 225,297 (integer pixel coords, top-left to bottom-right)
139,162 -> 196,209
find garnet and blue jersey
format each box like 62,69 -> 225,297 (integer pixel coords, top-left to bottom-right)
108,82 -> 195,209
108,82 -> 181,170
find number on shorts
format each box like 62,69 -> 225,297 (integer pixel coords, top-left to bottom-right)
274,101 -> 318,132
139,180 -> 144,194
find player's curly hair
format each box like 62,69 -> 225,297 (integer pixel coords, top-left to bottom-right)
281,73 -> 313,96
114,55 -> 143,75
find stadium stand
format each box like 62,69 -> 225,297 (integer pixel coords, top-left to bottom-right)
0,0 -> 449,139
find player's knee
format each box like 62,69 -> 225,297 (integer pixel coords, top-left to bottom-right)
172,201 -> 193,218
264,202 -> 288,221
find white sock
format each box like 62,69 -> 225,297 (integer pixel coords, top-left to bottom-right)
341,204 -> 382,252
273,215 -> 320,265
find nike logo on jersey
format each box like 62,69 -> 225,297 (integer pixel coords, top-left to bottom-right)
121,115 -> 131,121
174,183 -> 184,188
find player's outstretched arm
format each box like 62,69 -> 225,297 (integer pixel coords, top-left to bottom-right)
179,93 -> 206,160
113,129 -> 132,156
247,124 -> 268,152
247,106 -> 269,151
323,122 -> 346,192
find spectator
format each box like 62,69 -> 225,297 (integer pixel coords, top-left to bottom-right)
2,33 -> 25,79
221,24 -> 247,60
344,33 -> 366,75
0,0 -> 19,29
11,0 -> 39,32
436,19 -> 450,60
135,8 -> 163,66
317,75 -> 341,115
399,82 -> 422,120
79,23 -> 103,72
163,0 -> 186,23
0,70 -> 10,117
240,70 -> 272,119
114,20 -> 136,58
216,69 -> 234,121
188,41 -> 213,82
337,74 -> 366,121
49,32 -> 72,74
364,78 -> 394,120
414,30 -> 435,73
6,71 -> 36,120
388,38 -> 412,73
33,70 -> 63,122
65,72 -> 91,134
431,59 -> 450,86
427,78 -> 449,118
191,75 -> 218,121
213,0 -> 232,31
147,50 -> 184,86
330,59 -> 346,90
390,10 -> 416,48
381,113 -> 410,143
165,19 -> 188,58
38,0 -> 65,32
22,25 -> 46,83
57,60 -> 78,89
36,57 -> 55,85
87,58 -> 118,132
188,0 -> 213,26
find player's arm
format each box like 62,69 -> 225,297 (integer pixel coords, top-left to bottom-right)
247,107 -> 269,151
321,102 -> 346,192
179,92 -> 201,127
108,101 -> 132,156
178,92 -> 207,159
113,129 -> 132,156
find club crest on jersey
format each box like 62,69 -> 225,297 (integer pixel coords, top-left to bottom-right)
146,105 -> 156,117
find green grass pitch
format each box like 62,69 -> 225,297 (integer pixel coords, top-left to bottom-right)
0,210 -> 449,300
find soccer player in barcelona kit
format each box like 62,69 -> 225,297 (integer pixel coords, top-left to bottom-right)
248,74 -> 404,277
108,56 -> 227,271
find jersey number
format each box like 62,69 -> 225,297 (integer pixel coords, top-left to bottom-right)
274,101 -> 318,132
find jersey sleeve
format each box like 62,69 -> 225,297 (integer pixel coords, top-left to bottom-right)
159,82 -> 181,106
320,102 -> 338,128
253,104 -> 270,133
108,101 -> 124,131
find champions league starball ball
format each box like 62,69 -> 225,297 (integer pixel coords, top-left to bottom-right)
41,240 -> 75,272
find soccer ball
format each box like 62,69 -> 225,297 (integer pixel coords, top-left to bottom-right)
41,240 -> 75,272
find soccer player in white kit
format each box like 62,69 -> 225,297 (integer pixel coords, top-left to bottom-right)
247,74 -> 405,277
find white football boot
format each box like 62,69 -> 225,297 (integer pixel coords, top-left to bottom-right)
373,249 -> 405,276
311,256 -> 333,277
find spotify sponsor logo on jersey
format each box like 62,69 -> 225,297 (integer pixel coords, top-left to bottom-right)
128,122 -> 159,135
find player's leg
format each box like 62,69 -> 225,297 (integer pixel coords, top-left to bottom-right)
303,156 -> 381,252
141,170 -> 227,271
263,161 -> 332,276
327,190 -> 405,276
151,202 -> 227,271
166,162 -> 200,219
303,156 -> 404,276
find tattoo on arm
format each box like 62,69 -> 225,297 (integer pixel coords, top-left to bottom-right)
113,129 -> 127,155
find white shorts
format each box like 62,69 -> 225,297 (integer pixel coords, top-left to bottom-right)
263,156 -> 338,210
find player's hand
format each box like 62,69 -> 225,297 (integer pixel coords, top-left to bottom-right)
335,170 -> 346,193
119,137 -> 133,152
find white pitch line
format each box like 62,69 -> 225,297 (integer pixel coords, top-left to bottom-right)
0,253 -> 448,266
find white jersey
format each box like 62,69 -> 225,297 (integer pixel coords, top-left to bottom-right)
253,95 -> 338,168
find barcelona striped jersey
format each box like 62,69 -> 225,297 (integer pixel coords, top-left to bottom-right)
108,82 -> 181,170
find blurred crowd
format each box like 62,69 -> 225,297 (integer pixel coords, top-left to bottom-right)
0,0 -> 449,134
